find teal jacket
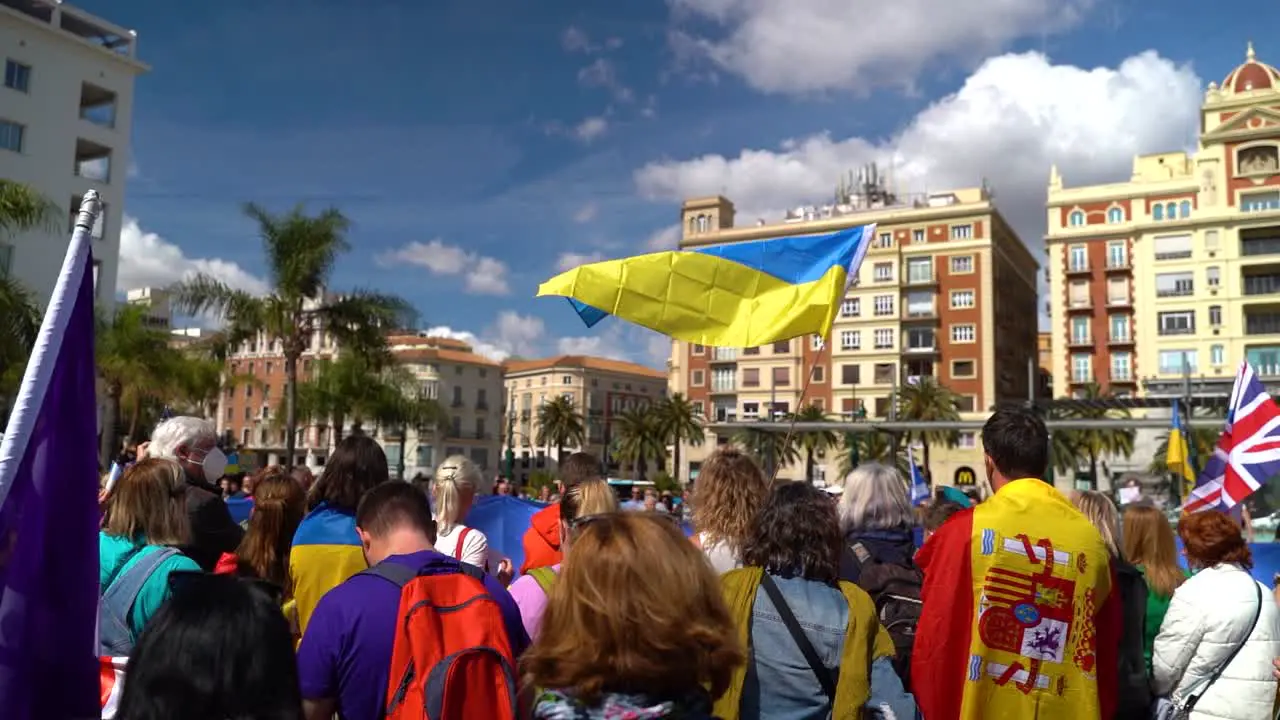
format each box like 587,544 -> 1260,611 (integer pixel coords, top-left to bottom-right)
99,532 -> 200,638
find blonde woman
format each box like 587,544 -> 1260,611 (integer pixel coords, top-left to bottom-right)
98,458 -> 201,655
1070,489 -> 1151,716
507,477 -> 619,640
692,448 -> 771,574
431,455 -> 508,578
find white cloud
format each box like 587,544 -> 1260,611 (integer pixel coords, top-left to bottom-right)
668,0 -> 1095,94
425,311 -> 546,361
572,203 -> 598,223
573,116 -> 609,143
561,26 -> 623,54
556,251 -> 606,272
377,239 -> 511,296
116,215 -> 269,296
556,335 -> 628,359
643,224 -> 681,251
634,51 -> 1202,267
577,58 -> 634,103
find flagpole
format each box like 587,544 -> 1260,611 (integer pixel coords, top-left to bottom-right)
0,191 -> 101,505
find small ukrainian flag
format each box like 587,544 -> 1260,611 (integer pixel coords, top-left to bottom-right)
538,225 -> 875,348
1167,399 -> 1196,497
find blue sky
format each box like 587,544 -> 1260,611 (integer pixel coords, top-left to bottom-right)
86,0 -> 1273,366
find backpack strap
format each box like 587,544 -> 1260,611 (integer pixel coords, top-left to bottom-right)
528,566 -> 557,595
102,546 -> 180,625
759,573 -> 837,704
362,557 -> 487,589
453,528 -> 472,561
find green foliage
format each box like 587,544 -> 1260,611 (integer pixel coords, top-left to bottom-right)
526,470 -> 557,490
651,471 -> 681,494
612,407 -> 667,481
1050,383 -> 1135,486
896,376 -> 960,478
535,396 -> 585,459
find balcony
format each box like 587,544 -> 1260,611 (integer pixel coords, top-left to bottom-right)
711,348 -> 737,362
1067,334 -> 1093,350
1242,193 -> 1280,213
1065,263 -> 1091,277
902,273 -> 937,288
1243,274 -> 1280,297
1110,372 -> 1137,384
476,400 -> 489,411
1066,299 -> 1093,312
904,306 -> 937,320
1104,258 -> 1132,273
1108,333 -> 1134,346
1106,295 -> 1132,308
1156,286 -> 1194,298
79,82 -> 117,129
709,381 -> 736,394
1241,229 -> 1280,258
1246,313 -> 1280,336
73,138 -> 112,182
1069,372 -> 1095,385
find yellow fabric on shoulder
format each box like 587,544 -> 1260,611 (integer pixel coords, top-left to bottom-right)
962,478 -> 1113,720
290,543 -> 366,636
714,566 -> 894,719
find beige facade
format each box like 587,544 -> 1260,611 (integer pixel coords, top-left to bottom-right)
1046,44 -> 1280,399
671,180 -> 1039,488
502,356 -> 667,484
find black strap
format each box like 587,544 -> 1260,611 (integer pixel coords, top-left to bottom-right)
361,558 -> 487,588
1185,577 -> 1263,712
759,573 -> 837,703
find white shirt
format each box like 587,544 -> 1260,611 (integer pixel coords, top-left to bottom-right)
434,524 -> 489,570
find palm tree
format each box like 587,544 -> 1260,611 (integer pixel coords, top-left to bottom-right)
835,430 -> 909,478
654,393 -> 704,481
285,353 -> 385,446
1148,408 -> 1222,475
612,407 -> 666,481
732,425 -> 801,478
0,180 -> 60,238
1046,408 -> 1080,482
370,371 -> 449,480
175,203 -> 413,465
535,395 -> 585,464
96,305 -> 180,462
1058,383 -> 1135,487
791,404 -> 838,483
896,377 -> 960,482
0,181 -> 60,423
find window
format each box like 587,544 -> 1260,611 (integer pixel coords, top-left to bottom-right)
905,327 -> 935,350
873,295 -> 895,316
951,225 -> 972,240
1068,210 -> 1085,227
1107,277 -> 1129,305
1209,305 -> 1222,326
1153,204 -> 1164,221
945,290 -> 974,311
452,386 -> 463,405
873,232 -> 892,249
1111,352 -> 1132,381
711,367 -> 734,392
1155,272 -> 1194,297
1179,200 -> 1191,218
4,60 -> 30,92
906,257 -> 932,284
742,346 -> 760,355
561,375 -> 572,384
772,340 -> 790,353
873,364 -> 895,384
1165,202 -> 1176,218
905,290 -> 934,317
1158,310 -> 1195,335
912,229 -> 925,244
1068,245 -> 1087,272
1207,267 -> 1220,288
1243,191 -> 1280,212
1068,280 -> 1089,308
957,432 -> 977,449
951,324 -> 976,343
691,370 -> 704,386
1211,344 -> 1225,366
0,120 -> 24,153
691,344 -> 705,355
1070,316 -> 1090,344
840,330 -> 860,350
812,365 -> 825,383
873,262 -> 894,282
952,360 -> 976,378
1205,229 -> 1220,250
1153,234 -> 1192,260
841,364 -> 860,384
1109,314 -> 1129,342
950,255 -> 973,274
1158,350 -> 1197,375
810,334 -> 824,351
1107,207 -> 1125,224
1072,354 -> 1092,383
772,367 -> 790,387
873,329 -> 894,349
956,396 -> 977,413
742,402 -> 760,419
1106,241 -> 1127,268
742,368 -> 760,387
840,298 -> 859,317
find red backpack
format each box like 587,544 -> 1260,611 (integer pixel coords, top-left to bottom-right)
363,558 -> 518,720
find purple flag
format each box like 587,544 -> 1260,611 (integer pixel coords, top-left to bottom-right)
0,193 -> 102,718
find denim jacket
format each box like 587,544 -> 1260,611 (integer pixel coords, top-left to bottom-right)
740,574 -> 917,720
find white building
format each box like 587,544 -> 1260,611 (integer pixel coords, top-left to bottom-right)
0,0 -> 148,310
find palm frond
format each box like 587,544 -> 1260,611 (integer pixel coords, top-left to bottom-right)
0,180 -> 60,237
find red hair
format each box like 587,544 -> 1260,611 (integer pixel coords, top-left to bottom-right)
1178,510 -> 1253,570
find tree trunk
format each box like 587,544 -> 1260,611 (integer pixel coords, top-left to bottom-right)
672,432 -> 682,484
99,385 -> 121,468
126,394 -> 143,440
805,448 -> 815,483
285,353 -> 299,468
397,429 -> 407,481
1089,450 -> 1099,489
922,440 -> 932,486
556,440 -> 564,470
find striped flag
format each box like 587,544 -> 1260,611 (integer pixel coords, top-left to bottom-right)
1185,361 -> 1280,512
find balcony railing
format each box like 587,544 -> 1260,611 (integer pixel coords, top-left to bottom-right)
905,306 -> 937,319
1111,370 -> 1135,382
1241,236 -> 1280,257
1066,263 -> 1091,275
710,381 -> 736,393
1154,250 -> 1192,261
1108,333 -> 1133,345
711,348 -> 737,362
1066,299 -> 1092,311
1246,314 -> 1280,336
1107,296 -> 1131,307
1243,275 -> 1280,296
1105,258 -> 1131,271
1156,287 -> 1194,298
1067,334 -> 1093,348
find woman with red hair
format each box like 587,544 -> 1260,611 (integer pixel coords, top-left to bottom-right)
1152,510 -> 1280,719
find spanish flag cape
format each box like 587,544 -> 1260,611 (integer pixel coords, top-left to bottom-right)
911,479 -> 1121,720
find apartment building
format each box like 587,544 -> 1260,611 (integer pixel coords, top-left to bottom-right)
668,178 -> 1039,486
388,335 -> 504,480
1046,44 -> 1280,398
502,355 -> 667,486
0,0 -> 147,310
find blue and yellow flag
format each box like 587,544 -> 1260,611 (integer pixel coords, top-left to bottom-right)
537,225 -> 875,348
1167,399 -> 1196,496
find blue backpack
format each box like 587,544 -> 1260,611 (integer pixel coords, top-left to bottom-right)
98,546 -> 179,656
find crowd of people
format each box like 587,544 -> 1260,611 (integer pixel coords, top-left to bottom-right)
94,409 -> 1280,719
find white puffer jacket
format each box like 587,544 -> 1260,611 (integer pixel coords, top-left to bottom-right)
1152,563 -> 1280,720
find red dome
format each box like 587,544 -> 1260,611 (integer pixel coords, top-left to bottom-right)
1222,43 -> 1280,93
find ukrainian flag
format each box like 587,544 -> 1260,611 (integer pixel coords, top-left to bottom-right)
538,225 -> 875,348
1167,399 -> 1196,497
289,503 -> 367,636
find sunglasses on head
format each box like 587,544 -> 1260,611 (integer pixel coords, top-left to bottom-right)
168,570 -> 285,605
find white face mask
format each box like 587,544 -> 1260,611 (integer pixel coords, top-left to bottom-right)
199,447 -> 228,483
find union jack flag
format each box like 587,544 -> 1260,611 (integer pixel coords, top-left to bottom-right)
1184,361 -> 1280,512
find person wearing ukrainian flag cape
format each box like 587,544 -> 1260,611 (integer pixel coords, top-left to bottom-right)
911,409 -> 1121,720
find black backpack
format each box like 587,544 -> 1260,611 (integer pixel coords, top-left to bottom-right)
849,541 -> 923,691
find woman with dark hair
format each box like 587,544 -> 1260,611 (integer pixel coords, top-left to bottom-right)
1152,510 -> 1280,719
289,435 -> 388,636
115,573 -> 302,720
716,481 -> 915,719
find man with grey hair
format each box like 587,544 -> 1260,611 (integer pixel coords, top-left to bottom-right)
149,416 -> 244,571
